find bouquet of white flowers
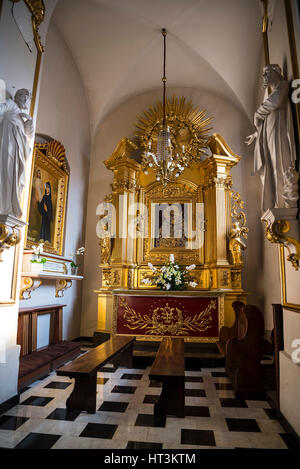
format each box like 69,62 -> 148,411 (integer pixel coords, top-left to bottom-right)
142,254 -> 198,291
71,246 -> 85,268
31,242 -> 46,264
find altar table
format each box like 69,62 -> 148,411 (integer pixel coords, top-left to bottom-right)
112,289 -> 225,342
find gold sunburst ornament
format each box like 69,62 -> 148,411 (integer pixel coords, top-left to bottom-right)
136,29 -> 212,186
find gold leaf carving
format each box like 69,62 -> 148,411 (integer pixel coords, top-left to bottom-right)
119,297 -> 216,336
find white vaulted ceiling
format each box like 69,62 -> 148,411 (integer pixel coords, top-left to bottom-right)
52,0 -> 262,137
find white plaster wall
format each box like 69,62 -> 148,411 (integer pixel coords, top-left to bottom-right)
20,21 -> 91,341
81,86 -> 263,337
265,0 -> 300,435
0,0 -> 57,404
280,350 -> 300,435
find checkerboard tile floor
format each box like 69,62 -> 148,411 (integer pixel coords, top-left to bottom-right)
0,360 -> 297,449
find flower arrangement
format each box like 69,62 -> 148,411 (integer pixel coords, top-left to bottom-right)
70,246 -> 85,268
142,254 -> 198,291
30,243 -> 47,264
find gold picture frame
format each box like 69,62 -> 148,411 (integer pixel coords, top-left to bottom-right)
25,141 -> 69,255
279,244 -> 300,312
143,180 -> 204,265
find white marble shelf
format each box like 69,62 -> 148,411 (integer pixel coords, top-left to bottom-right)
21,272 -> 83,280
20,272 -> 83,300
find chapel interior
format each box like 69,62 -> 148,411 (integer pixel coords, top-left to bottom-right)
0,0 -> 300,451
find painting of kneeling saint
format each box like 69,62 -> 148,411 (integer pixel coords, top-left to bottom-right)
26,142 -> 69,255
28,168 -> 57,245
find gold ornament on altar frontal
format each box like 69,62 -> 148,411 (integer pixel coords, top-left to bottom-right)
120,297 -> 215,336
136,96 -> 213,171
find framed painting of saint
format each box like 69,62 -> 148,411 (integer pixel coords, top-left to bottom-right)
25,141 -> 69,255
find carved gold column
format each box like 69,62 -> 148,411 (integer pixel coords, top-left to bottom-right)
96,138 -> 141,331
203,134 -> 240,270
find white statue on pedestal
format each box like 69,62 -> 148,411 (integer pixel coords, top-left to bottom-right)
246,64 -> 299,211
0,88 -> 33,218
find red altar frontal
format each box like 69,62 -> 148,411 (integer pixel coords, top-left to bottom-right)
112,290 -> 225,342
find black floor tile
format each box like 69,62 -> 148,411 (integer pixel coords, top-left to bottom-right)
184,389 -> 206,397
226,418 -> 261,432
185,376 -> 203,383
80,423 -> 118,439
97,377 -> 109,385
143,395 -> 159,404
135,413 -> 166,428
98,401 -> 129,413
126,441 -> 163,449
121,374 -> 143,380
46,408 -> 80,421
240,393 -> 268,401
44,381 -> 71,390
21,396 -> 54,407
15,433 -> 60,449
181,429 -> 216,446
185,406 -> 210,417
263,408 -> 278,420
220,398 -> 248,408
0,415 -> 29,431
280,433 -> 300,450
19,386 -> 30,394
111,385 -> 136,394
149,381 -> 162,388
215,382 -> 233,390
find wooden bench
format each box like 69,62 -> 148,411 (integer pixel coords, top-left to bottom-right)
57,335 -> 135,413
217,300 -> 245,356
224,305 -> 265,397
149,337 -> 185,418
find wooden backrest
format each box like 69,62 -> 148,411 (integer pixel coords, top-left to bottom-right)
237,310 -> 248,340
149,337 -> 185,379
236,304 -> 264,349
219,300 -> 245,344
57,335 -> 135,376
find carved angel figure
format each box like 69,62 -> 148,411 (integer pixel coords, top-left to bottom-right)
99,222 -> 112,264
229,222 -> 248,265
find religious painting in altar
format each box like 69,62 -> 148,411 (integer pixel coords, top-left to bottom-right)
142,181 -> 205,266
152,202 -> 193,249
113,294 -> 224,342
26,140 -> 69,255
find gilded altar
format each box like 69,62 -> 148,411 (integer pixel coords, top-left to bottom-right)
95,97 -> 248,341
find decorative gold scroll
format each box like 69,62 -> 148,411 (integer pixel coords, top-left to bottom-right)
120,296 -> 215,336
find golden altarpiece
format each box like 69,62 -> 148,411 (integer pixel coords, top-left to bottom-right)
95,98 -> 248,342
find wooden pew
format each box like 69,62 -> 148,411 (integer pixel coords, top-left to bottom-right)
226,305 -> 265,397
217,300 -> 245,356
57,335 -> 135,413
149,337 -> 185,418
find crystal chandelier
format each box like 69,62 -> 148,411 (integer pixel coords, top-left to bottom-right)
141,29 -> 188,186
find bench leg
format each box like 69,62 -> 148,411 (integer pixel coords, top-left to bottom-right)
154,376 -> 185,419
66,374 -> 97,413
112,343 -> 133,368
